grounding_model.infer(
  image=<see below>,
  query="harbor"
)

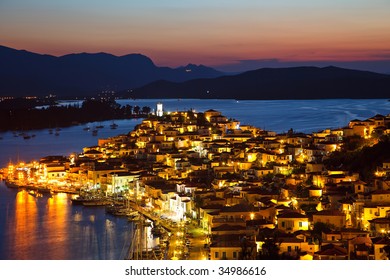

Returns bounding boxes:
[2,100,390,260]
[0,165,206,260]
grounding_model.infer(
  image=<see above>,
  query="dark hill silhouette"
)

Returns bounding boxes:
[131,66,390,99]
[0,45,223,97]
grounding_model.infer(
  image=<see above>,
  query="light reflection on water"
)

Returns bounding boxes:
[1,99,390,259]
[0,183,133,260]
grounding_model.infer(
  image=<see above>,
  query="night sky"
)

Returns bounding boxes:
[1,0,390,72]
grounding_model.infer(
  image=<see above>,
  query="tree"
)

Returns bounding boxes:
[133,105,140,115]
[124,104,133,116]
[384,244,390,260]
[196,112,208,126]
[141,106,151,115]
[257,229,281,260]
[312,222,332,244]
[295,185,309,198]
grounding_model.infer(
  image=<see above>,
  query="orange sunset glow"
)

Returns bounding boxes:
[1,0,390,72]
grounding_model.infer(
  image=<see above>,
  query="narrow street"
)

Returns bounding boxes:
[128,202,208,260]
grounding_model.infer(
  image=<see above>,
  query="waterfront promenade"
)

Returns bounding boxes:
[3,107,390,260]
[128,200,208,260]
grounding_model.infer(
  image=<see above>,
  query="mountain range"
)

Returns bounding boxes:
[0,45,223,97]
[1,45,390,99]
[132,66,390,100]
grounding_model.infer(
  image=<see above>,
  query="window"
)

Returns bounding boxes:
[233,252,237,259]
[281,222,285,228]
[288,246,292,252]
[295,246,299,252]
[215,252,219,259]
[222,252,227,259]
[299,222,303,227]
[380,248,384,253]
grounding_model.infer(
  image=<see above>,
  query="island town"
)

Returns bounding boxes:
[1,103,390,260]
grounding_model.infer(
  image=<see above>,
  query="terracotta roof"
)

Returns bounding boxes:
[212,224,246,231]
[350,236,373,246]
[313,210,345,217]
[275,205,290,210]
[220,204,254,212]
[211,234,256,248]
[371,190,390,195]
[315,244,348,256]
[369,217,390,224]
[277,211,307,219]
[246,219,273,227]
[374,238,390,245]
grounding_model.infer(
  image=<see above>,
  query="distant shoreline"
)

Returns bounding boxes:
[0,98,150,132]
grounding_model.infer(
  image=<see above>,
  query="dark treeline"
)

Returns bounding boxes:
[0,98,151,131]
[323,135,390,181]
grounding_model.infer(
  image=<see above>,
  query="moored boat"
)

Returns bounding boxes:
[4,180,21,188]
[82,199,111,206]
[71,194,110,206]
[110,122,118,129]
[127,213,140,222]
[28,189,43,198]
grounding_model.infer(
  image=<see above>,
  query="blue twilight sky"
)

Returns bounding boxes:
[1,0,390,72]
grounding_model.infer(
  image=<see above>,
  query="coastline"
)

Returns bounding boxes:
[1,101,390,260]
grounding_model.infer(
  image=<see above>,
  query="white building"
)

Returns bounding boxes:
[156,102,163,117]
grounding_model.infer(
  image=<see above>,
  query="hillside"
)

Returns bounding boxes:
[131,66,390,100]
[0,45,223,97]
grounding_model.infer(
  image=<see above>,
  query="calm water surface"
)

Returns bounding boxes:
[0,98,389,259]
[0,183,133,260]
[115,98,390,133]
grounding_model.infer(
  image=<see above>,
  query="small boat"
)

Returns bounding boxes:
[96,125,104,129]
[126,211,139,217]
[36,186,52,194]
[92,129,98,136]
[23,135,31,139]
[28,190,42,198]
[70,195,89,205]
[110,122,118,129]
[4,180,21,188]
[82,200,111,206]
[127,213,140,221]
[106,205,129,216]
[55,131,60,136]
